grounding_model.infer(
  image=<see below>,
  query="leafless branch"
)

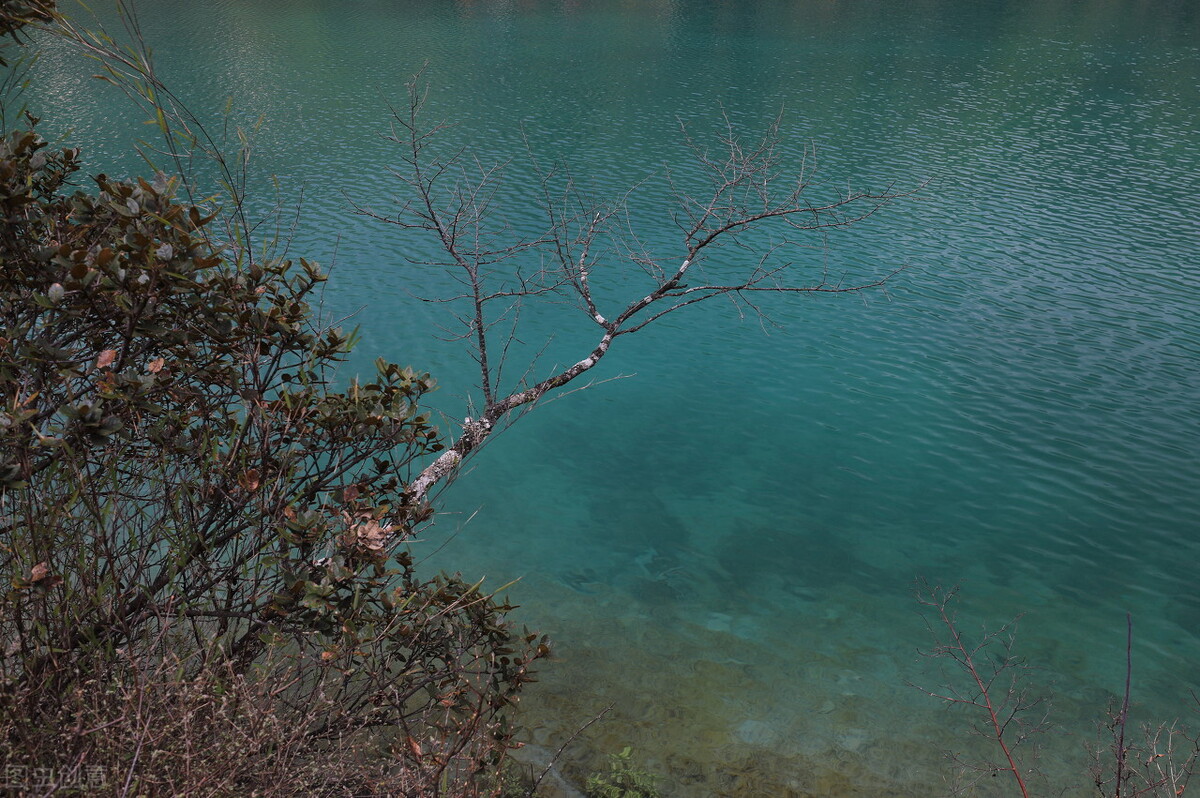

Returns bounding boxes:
[1092,615,1200,798]
[362,73,920,507]
[912,581,1048,798]
[529,704,614,797]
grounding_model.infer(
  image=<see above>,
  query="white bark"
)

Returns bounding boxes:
[408,416,492,502]
[408,333,614,504]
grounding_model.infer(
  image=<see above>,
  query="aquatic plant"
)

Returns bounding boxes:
[584,747,662,798]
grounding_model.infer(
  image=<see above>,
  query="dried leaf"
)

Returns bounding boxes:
[147,357,165,374]
[239,469,261,492]
[96,349,117,369]
[350,518,390,553]
[29,562,49,583]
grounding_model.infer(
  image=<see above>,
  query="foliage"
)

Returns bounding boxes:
[2,2,910,793]
[0,0,53,128]
[0,0,52,62]
[490,758,536,798]
[0,56,546,798]
[583,747,661,798]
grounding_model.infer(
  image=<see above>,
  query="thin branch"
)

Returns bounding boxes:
[913,581,1044,798]
[371,73,919,507]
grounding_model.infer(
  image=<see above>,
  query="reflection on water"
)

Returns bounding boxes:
[22,0,1200,793]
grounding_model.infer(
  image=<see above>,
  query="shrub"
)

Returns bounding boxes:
[0,116,547,795]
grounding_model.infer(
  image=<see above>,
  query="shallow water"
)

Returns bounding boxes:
[20,1,1200,794]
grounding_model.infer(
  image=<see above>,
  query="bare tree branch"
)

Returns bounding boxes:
[912,581,1049,798]
[358,73,921,508]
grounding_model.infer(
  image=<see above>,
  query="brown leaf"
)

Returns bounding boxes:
[147,357,165,374]
[406,736,423,758]
[349,519,390,554]
[29,562,49,583]
[239,469,261,492]
[96,349,117,369]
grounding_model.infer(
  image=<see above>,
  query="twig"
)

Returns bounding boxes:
[914,581,1044,798]
[1116,612,1133,798]
[529,704,614,797]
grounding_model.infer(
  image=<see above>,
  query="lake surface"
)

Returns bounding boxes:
[20,1,1200,794]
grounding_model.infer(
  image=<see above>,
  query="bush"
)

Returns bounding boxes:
[0,114,547,795]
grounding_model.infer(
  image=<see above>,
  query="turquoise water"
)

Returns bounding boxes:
[19,1,1200,794]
